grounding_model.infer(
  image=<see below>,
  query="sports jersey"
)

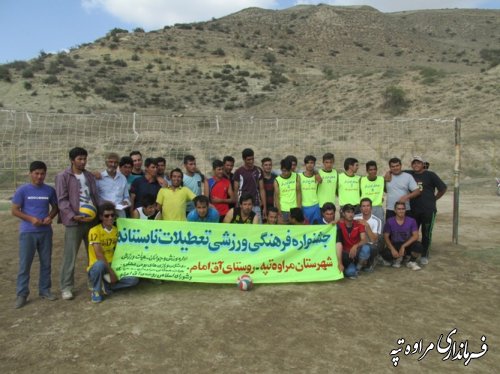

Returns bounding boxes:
[299,173,319,207]
[360,176,385,207]
[407,170,447,213]
[275,172,298,212]
[207,177,231,216]
[317,169,338,207]
[263,173,276,208]
[233,166,263,206]
[230,208,256,224]
[338,173,361,206]
[87,224,117,271]
[156,186,196,221]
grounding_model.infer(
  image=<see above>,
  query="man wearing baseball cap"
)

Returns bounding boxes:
[406,156,447,265]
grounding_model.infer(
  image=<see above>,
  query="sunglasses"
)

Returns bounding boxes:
[103,213,115,218]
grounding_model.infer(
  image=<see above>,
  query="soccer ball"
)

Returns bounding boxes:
[237,274,253,291]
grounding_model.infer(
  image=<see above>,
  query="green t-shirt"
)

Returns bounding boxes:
[338,173,360,206]
[299,173,319,207]
[360,176,384,207]
[276,172,298,212]
[317,169,338,207]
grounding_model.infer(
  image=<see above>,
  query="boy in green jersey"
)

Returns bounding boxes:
[317,152,338,208]
[274,158,301,224]
[299,155,322,224]
[360,160,385,224]
[338,157,361,213]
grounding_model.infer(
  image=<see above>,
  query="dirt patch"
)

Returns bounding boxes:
[0,190,499,373]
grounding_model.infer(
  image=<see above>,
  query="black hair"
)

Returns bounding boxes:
[343,157,358,171]
[194,195,210,206]
[242,148,254,159]
[389,157,401,166]
[144,157,158,168]
[280,158,292,171]
[183,155,195,164]
[141,194,157,207]
[119,156,133,167]
[239,193,254,205]
[212,159,224,169]
[366,160,377,170]
[304,155,317,164]
[29,160,47,172]
[69,147,87,160]
[321,202,336,214]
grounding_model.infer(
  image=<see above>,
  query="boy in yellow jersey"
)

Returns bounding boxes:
[299,155,322,224]
[317,152,338,208]
[274,158,301,224]
[338,157,361,212]
[360,161,385,224]
[87,202,138,303]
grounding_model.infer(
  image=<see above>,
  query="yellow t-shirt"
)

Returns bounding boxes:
[87,224,117,271]
[156,186,196,221]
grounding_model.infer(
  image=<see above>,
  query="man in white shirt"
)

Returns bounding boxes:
[354,197,382,272]
[96,153,130,218]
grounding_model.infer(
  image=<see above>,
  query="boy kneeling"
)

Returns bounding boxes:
[88,202,139,303]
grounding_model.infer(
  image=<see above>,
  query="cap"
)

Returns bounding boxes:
[411,156,424,163]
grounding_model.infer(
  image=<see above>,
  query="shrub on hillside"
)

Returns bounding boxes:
[479,49,500,68]
[382,86,410,115]
[0,66,12,82]
[212,48,226,56]
[43,75,59,85]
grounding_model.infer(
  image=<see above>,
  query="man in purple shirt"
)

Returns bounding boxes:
[381,201,423,271]
[12,161,59,309]
[55,147,99,300]
[233,148,267,223]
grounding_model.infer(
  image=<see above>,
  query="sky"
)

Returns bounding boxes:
[1,0,499,63]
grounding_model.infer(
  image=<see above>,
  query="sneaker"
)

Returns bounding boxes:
[61,290,74,300]
[347,274,358,280]
[91,291,103,303]
[420,257,429,265]
[392,258,402,268]
[40,292,58,301]
[15,295,27,309]
[406,261,422,271]
[363,264,375,273]
[377,255,392,267]
[356,262,364,272]
[101,281,113,296]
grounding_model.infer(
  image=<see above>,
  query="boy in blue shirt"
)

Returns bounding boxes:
[12,161,59,309]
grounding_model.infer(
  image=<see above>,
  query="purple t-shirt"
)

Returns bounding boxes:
[383,216,417,243]
[12,183,57,233]
[233,166,263,206]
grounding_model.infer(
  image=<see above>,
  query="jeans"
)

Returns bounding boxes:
[88,260,139,292]
[60,222,93,292]
[17,231,53,297]
[342,244,372,277]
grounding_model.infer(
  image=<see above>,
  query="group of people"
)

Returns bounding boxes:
[12,146,447,308]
